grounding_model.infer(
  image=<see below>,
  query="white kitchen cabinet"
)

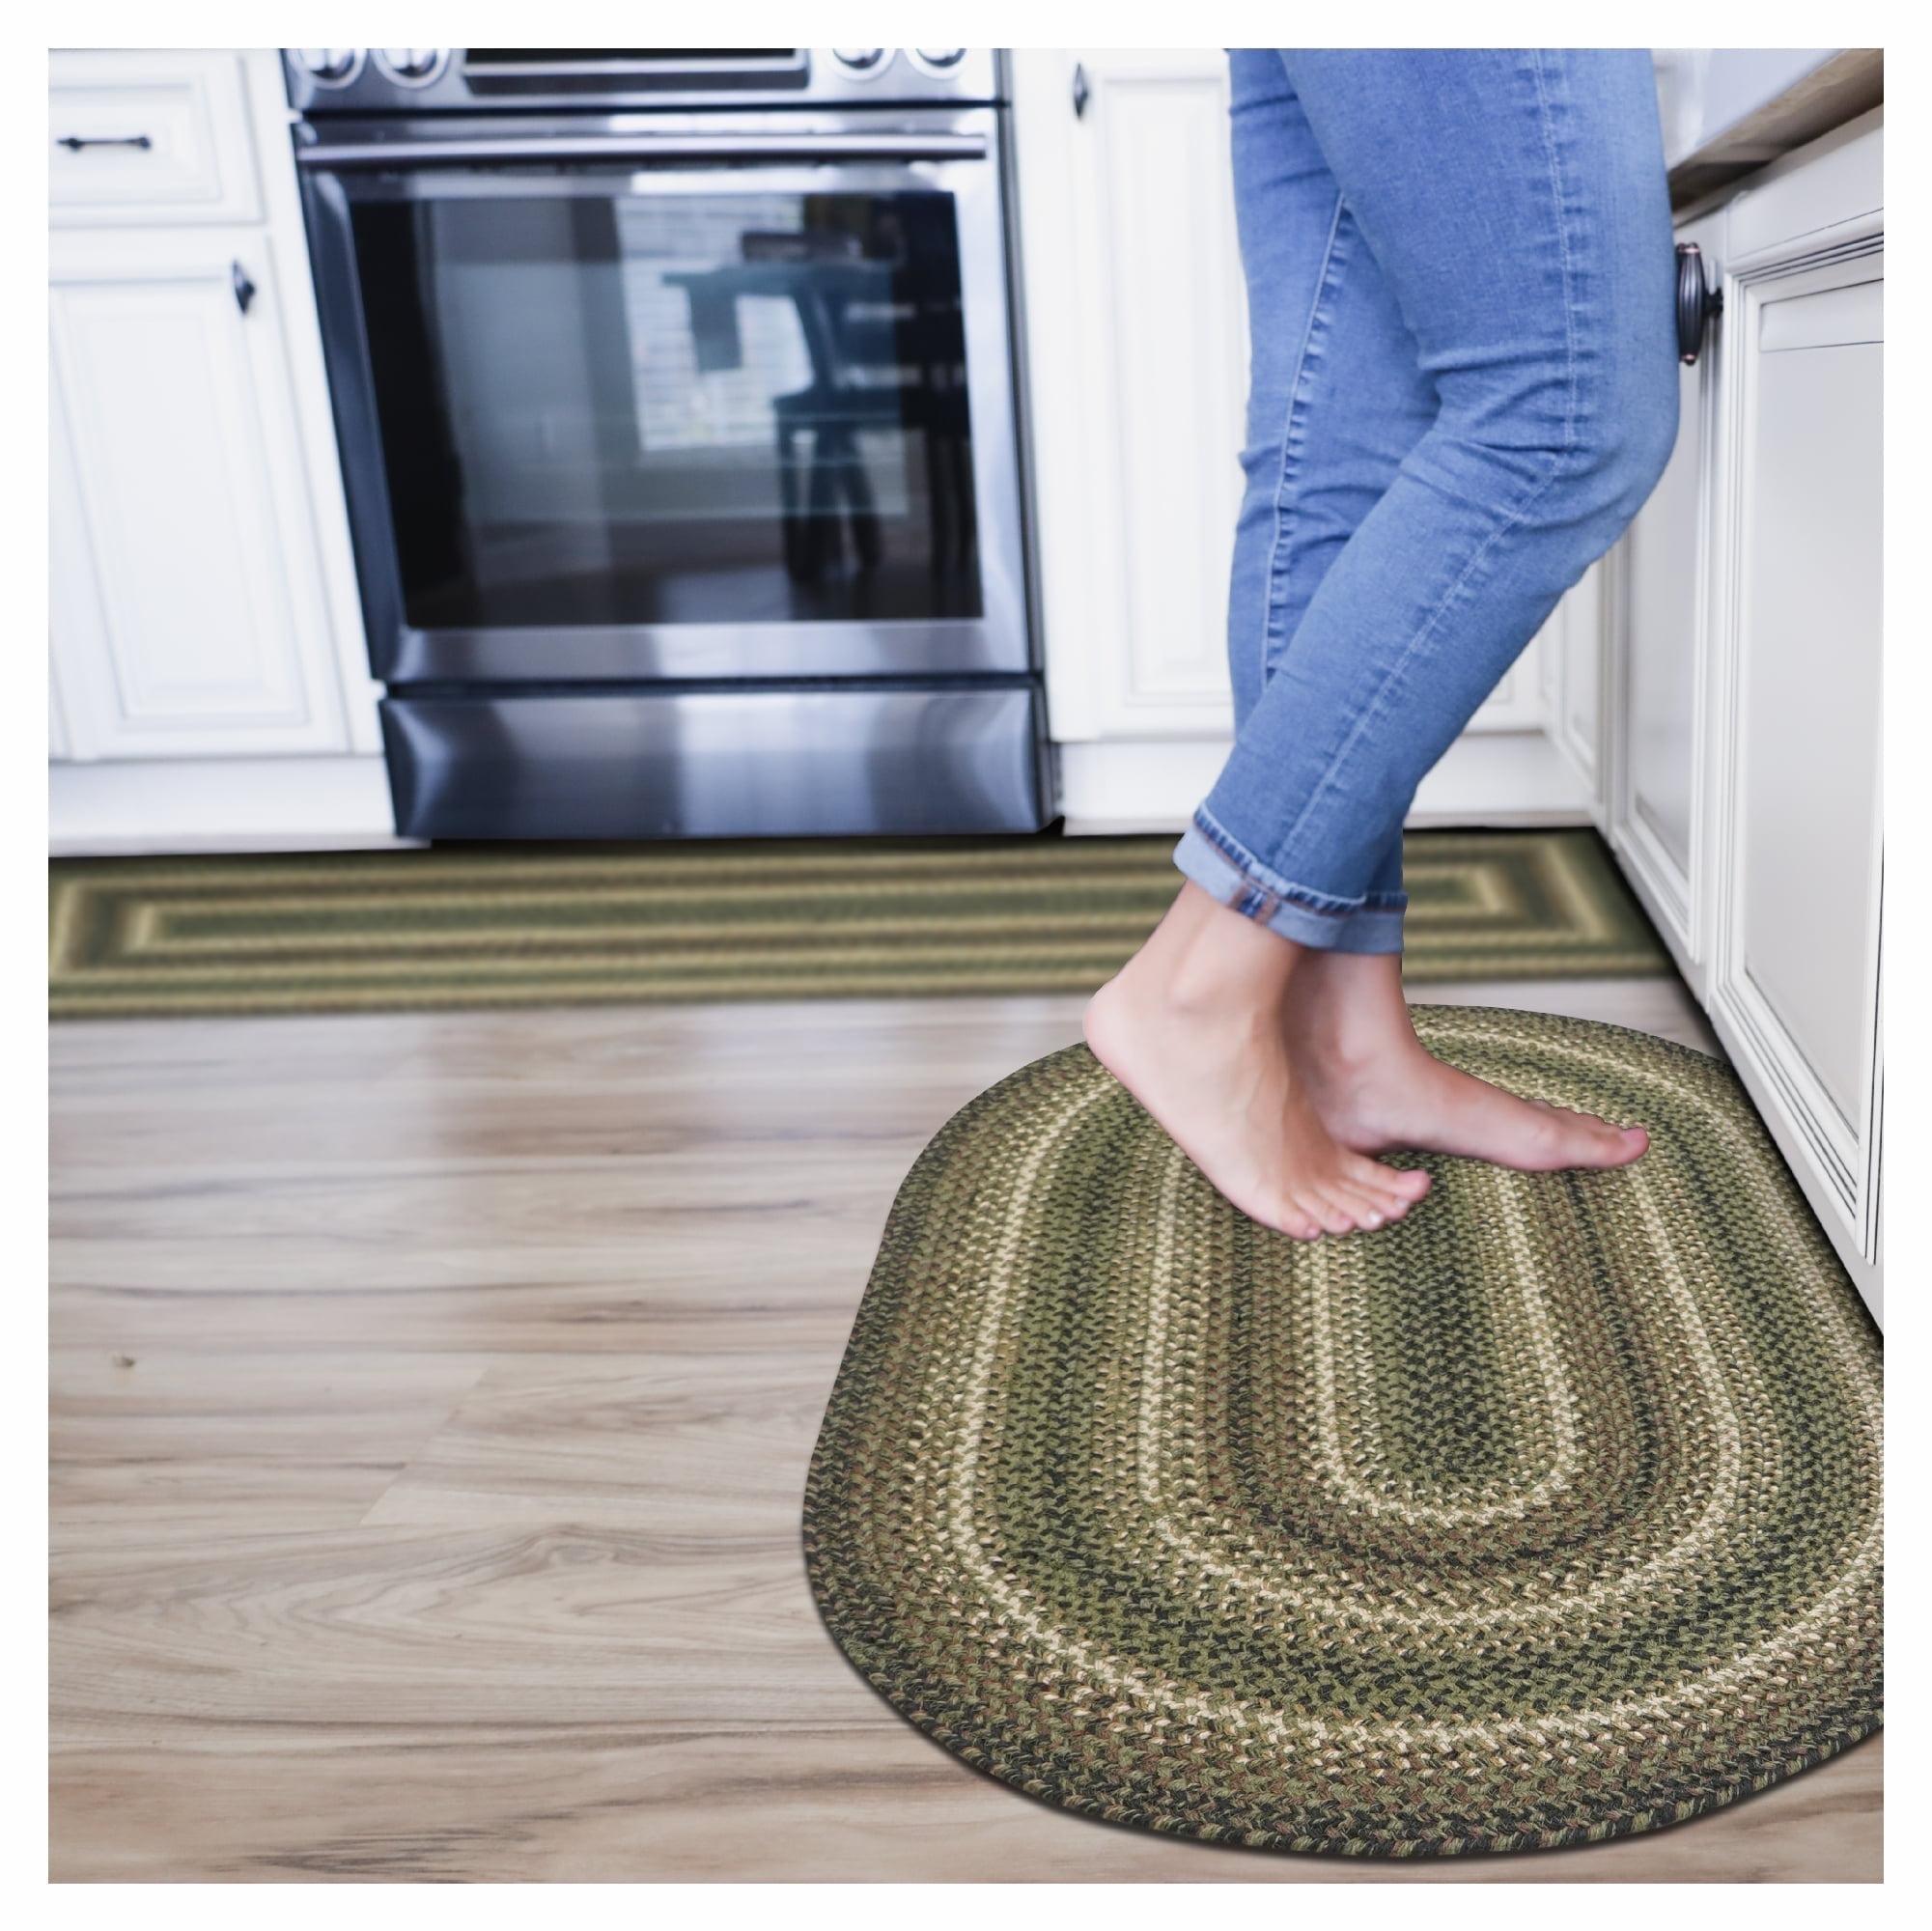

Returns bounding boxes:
[50,228,349,756]
[1014,49,1245,757]
[47,50,387,846]
[1545,558,1610,827]
[48,657,71,760]
[1607,205,1728,987]
[49,48,262,228]
[1606,109,1883,1317]
[1718,260,1881,1144]
[1012,49,1582,831]
[1707,154,1883,1314]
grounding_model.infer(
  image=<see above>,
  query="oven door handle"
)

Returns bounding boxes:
[297,129,990,168]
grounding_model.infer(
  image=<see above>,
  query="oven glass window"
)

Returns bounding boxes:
[350,188,981,632]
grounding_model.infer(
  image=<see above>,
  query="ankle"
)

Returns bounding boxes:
[1125,884,1302,1021]
[1289,955,1415,1062]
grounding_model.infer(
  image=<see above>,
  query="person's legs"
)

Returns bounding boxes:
[1258,49,1670,1170]
[1221,51,1439,733]
[1180,48,1677,934]
[1090,50,1673,1226]
[1083,54,1437,1242]
[1219,49,1426,943]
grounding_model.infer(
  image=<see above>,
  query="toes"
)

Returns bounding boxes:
[1357,1185,1415,1228]
[1259,1161,1439,1241]
[1320,1171,1424,1235]
[1329,1151,1437,1228]
[1340,1149,1431,1209]
[1385,1164,1433,1201]
[1333,1149,1388,1194]
[1358,1171,1418,1217]
[1330,1183,1389,1232]
[1266,1183,1360,1238]
[1305,1191,1358,1237]
[1258,1194,1323,1240]
[1555,1110,1650,1169]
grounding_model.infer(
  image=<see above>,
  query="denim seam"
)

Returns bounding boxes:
[1258,184,1348,692]
[1531,49,1582,467]
[1191,804,1375,920]
[1269,58,1584,862]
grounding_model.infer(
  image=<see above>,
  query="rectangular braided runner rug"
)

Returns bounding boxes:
[48,827,1665,1021]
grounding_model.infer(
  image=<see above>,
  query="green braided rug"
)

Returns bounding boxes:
[804,1008,1883,1858]
[48,828,1663,1020]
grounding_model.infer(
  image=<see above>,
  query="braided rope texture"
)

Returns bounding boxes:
[48,829,1662,1019]
[804,1008,1883,1858]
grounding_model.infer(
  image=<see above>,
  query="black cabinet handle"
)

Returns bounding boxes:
[232,262,257,316]
[1675,242,1723,366]
[56,133,153,152]
[1073,62,1090,119]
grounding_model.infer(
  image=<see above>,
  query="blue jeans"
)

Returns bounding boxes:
[1173,49,1678,952]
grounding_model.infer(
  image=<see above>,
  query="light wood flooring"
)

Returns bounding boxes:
[49,976,1881,1881]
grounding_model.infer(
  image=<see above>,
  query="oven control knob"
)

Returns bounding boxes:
[375,47,449,85]
[294,47,363,84]
[914,48,966,69]
[832,48,887,72]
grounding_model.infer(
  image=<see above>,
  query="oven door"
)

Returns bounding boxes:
[297,109,1028,684]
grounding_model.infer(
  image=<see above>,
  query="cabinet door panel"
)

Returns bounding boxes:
[1101,62,1247,715]
[1706,233,1884,1304]
[1605,206,1725,977]
[1559,562,1605,806]
[1731,267,1882,1130]
[1018,51,1245,742]
[48,660,70,762]
[49,232,348,757]
[1463,627,1548,733]
[1624,356,1704,879]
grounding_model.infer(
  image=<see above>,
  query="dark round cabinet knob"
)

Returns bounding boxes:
[1676,242,1723,366]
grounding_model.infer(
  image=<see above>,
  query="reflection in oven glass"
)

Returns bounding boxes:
[351,188,981,636]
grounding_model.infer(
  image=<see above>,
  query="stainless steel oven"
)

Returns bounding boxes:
[290,49,1047,838]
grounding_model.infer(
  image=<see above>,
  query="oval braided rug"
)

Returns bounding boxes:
[803,1008,1883,1858]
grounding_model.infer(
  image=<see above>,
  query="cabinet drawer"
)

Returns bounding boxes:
[49,51,260,226]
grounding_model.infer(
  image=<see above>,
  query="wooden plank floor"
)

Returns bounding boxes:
[49,977,1881,1882]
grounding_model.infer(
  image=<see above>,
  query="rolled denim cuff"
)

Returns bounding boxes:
[1172,817,1407,956]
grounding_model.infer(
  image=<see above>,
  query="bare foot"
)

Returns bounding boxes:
[1083,884,1432,1240]
[1286,951,1649,1171]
